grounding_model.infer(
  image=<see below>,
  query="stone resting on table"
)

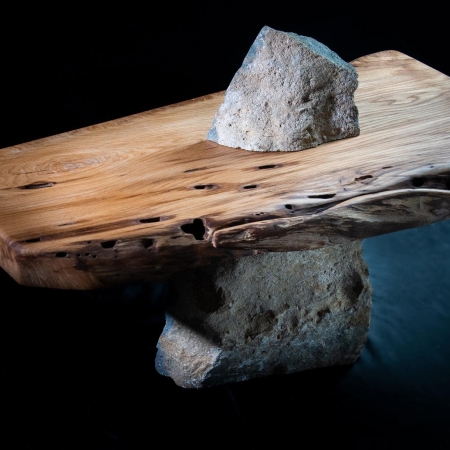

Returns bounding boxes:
[207,26,360,152]
[0,26,449,387]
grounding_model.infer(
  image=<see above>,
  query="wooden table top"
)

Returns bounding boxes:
[1,50,449,289]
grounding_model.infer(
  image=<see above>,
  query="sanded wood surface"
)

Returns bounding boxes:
[1,50,449,289]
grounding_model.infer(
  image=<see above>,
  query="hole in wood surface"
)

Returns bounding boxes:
[142,238,154,249]
[285,204,293,210]
[192,184,218,190]
[184,167,206,173]
[101,240,117,249]
[92,254,97,258]
[56,252,68,258]
[355,175,373,181]
[254,212,266,216]
[243,184,258,189]
[25,237,41,243]
[307,194,336,199]
[258,164,279,170]
[411,178,425,187]
[181,219,206,240]
[382,166,393,169]
[20,181,55,189]
[58,222,78,227]
[139,217,161,224]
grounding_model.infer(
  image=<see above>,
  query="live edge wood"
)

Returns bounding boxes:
[1,50,450,289]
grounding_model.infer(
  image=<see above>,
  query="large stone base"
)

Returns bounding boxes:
[155,241,372,388]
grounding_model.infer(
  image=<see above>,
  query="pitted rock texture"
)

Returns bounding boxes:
[155,241,372,388]
[207,25,359,152]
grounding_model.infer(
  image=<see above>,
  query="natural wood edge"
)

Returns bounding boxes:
[212,188,450,250]
[350,49,407,64]
[5,188,449,290]
[4,91,226,151]
[350,49,450,79]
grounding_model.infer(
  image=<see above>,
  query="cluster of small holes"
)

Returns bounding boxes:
[60,239,121,259]
[53,236,160,261]
[54,252,98,259]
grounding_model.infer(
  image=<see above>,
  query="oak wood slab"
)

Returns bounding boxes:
[1,50,449,289]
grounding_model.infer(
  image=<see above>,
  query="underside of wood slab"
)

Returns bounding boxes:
[1,50,449,289]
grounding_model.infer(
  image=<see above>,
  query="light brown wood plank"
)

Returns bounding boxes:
[1,50,449,289]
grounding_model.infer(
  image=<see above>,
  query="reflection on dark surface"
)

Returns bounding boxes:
[354,220,450,424]
[2,220,450,448]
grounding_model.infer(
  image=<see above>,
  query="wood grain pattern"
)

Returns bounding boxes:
[1,50,449,289]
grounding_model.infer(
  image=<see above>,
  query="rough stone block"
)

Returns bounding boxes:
[155,241,372,388]
[207,25,359,152]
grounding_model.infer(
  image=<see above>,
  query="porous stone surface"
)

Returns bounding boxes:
[155,241,372,388]
[207,25,359,152]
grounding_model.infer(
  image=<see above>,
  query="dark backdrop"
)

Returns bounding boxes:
[1,9,450,449]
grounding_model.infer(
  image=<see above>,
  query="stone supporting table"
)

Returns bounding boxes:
[1,51,449,387]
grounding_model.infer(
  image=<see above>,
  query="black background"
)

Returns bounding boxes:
[1,8,450,449]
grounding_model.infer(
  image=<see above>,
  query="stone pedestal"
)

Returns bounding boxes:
[155,241,372,388]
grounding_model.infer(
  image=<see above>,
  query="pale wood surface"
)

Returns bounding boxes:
[1,50,449,289]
